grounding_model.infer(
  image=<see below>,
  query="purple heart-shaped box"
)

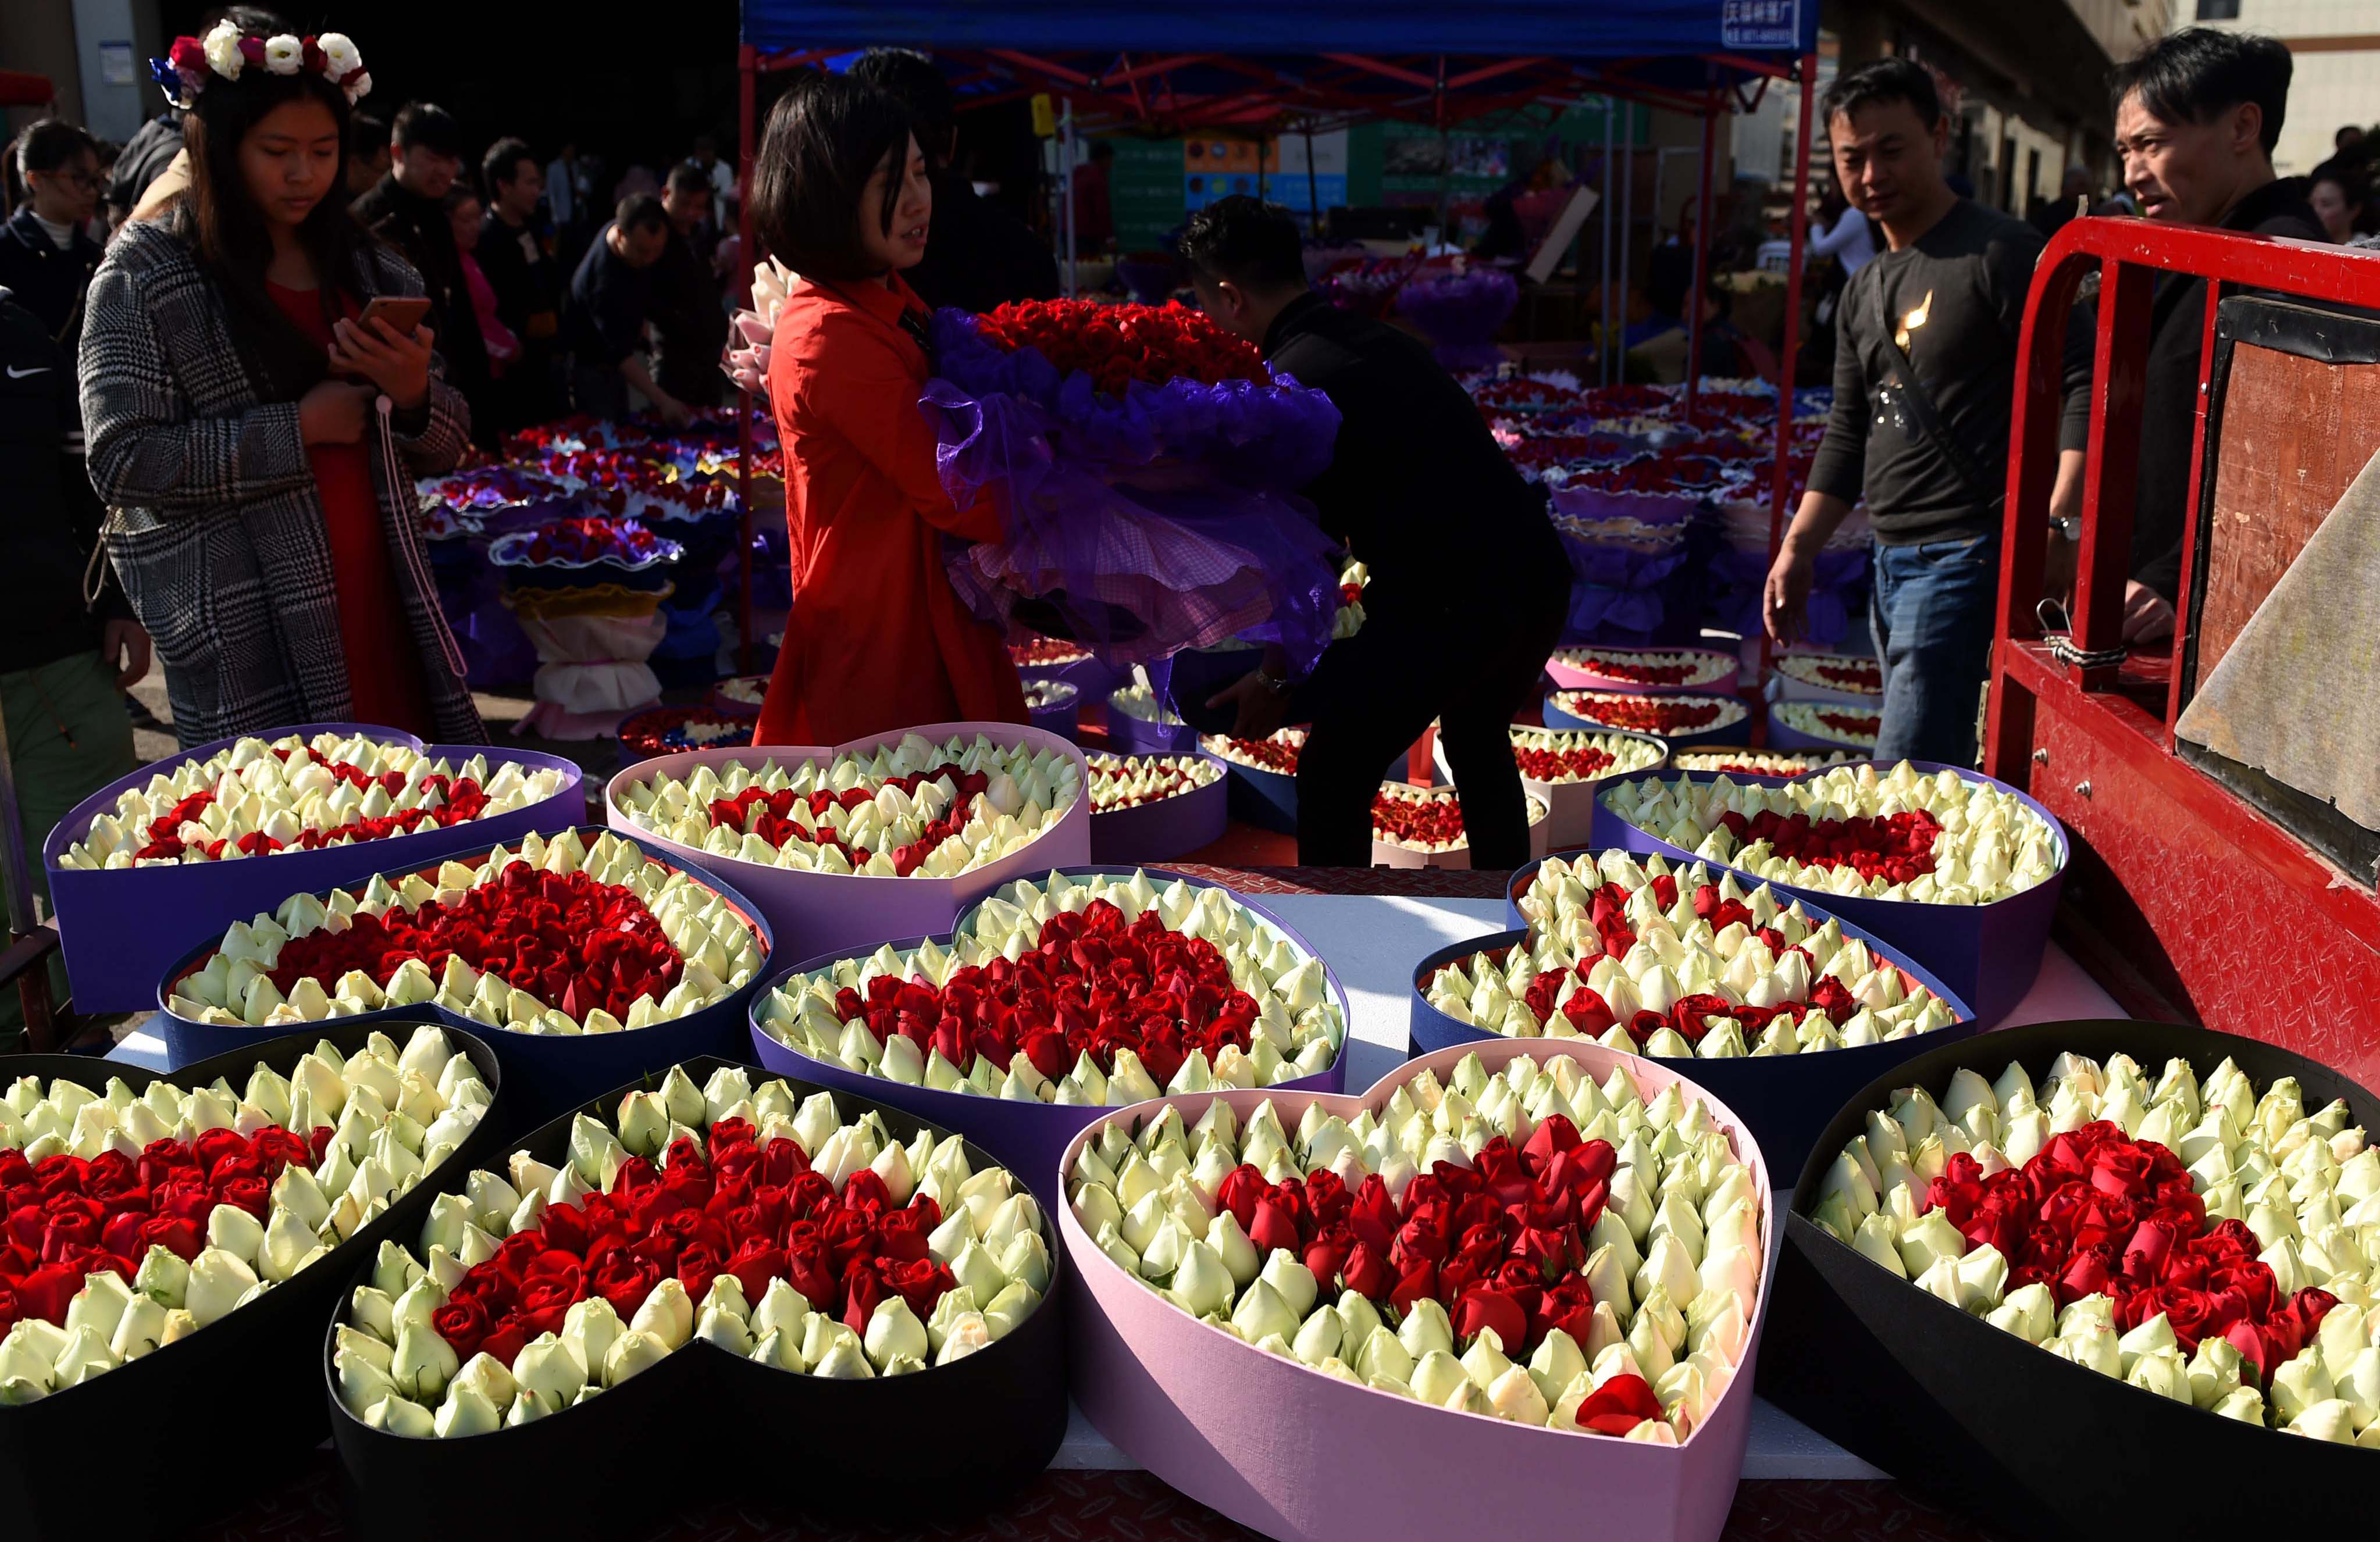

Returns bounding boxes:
[747,865,1351,1198]
[46,723,585,1013]
[1583,763,2068,1029]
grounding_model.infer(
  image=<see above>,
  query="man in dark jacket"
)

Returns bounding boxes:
[650,162,726,409]
[2052,29,2323,646]
[1763,59,2045,766]
[352,103,489,433]
[476,137,562,432]
[105,110,181,226]
[0,290,142,1040]
[850,48,1059,314]
[1181,196,1569,868]
[0,123,104,370]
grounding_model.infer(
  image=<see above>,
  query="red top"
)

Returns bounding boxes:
[754,273,1024,746]
[267,282,432,737]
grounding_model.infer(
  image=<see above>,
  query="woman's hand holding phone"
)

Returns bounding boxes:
[329,312,434,412]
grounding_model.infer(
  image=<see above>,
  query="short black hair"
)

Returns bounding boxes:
[348,112,387,160]
[2111,28,2292,156]
[482,136,536,191]
[616,193,668,234]
[1178,195,1306,292]
[441,183,479,215]
[1822,57,1943,132]
[13,120,97,179]
[391,102,464,158]
[665,160,712,198]
[749,74,917,281]
[848,49,953,140]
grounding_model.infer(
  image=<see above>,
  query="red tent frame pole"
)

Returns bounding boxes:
[1684,83,1718,426]
[736,42,758,676]
[1759,51,1817,694]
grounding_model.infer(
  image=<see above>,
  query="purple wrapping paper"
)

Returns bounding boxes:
[1089,762,1229,865]
[745,865,1352,1195]
[1587,763,2068,1028]
[605,722,1092,966]
[1406,915,1975,1184]
[1060,1039,1770,1542]
[147,827,772,1128]
[1395,269,1519,372]
[924,309,1346,670]
[47,725,585,1013]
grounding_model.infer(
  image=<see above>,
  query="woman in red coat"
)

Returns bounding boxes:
[746,76,1025,745]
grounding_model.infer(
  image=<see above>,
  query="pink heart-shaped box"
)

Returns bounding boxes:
[1060,1038,1773,1542]
[607,720,1092,964]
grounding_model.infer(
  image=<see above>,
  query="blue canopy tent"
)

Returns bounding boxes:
[729,1,1822,674]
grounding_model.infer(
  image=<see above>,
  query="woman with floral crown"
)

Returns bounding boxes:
[80,20,481,745]
[744,72,1025,745]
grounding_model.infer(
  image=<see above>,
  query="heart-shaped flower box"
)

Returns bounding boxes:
[45,723,585,1013]
[750,866,1352,1194]
[1767,1019,2380,1542]
[1061,1038,1772,1542]
[1415,851,1976,1183]
[1086,752,1229,866]
[1670,746,1864,777]
[607,722,1092,966]
[1765,701,1880,755]
[1545,690,1750,749]
[1370,783,1552,870]
[1545,646,1741,698]
[322,1056,1066,1542]
[1200,731,1415,837]
[1024,676,1083,740]
[1103,686,1201,755]
[1434,726,1668,849]
[151,827,772,1129]
[1587,763,2067,1028]
[1770,650,1883,706]
[0,1022,504,1542]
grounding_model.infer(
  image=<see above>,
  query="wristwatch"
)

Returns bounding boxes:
[2048,515,2083,543]
[1255,670,1293,695]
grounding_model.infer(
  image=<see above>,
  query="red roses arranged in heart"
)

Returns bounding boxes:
[828,899,1259,1090]
[431,1120,955,1369]
[0,1129,325,1332]
[1566,653,1706,687]
[1217,1116,1620,1363]
[1211,733,1302,773]
[259,864,685,1023]
[972,298,1269,397]
[1558,693,1730,735]
[1925,1123,2335,1380]
[1801,659,1880,691]
[706,763,993,877]
[1512,741,1619,783]
[1460,877,1864,1049]
[1811,709,1882,738]
[132,747,493,862]
[1371,790,1467,848]
[1713,807,1942,887]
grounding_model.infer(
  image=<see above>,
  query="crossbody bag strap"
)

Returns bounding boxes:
[1867,269,2003,512]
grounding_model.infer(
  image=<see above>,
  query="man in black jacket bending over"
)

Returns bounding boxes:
[1182,197,1569,868]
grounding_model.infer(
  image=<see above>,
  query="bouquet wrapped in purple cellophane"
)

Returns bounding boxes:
[922,303,1349,671]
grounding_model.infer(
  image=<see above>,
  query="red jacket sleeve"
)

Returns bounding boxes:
[785,312,1004,544]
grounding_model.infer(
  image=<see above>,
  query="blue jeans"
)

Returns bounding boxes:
[1870,532,2000,766]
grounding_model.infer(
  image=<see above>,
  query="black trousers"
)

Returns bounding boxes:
[1294,580,1568,868]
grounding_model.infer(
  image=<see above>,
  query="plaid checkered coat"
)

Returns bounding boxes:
[80,220,484,748]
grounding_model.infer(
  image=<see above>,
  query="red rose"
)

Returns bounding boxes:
[432,1298,490,1358]
[1451,1286,1527,1352]
[1573,1373,1663,1436]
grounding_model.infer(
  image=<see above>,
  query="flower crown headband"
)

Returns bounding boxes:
[149,22,369,112]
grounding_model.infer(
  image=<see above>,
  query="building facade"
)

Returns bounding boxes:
[2192,0,2380,174]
